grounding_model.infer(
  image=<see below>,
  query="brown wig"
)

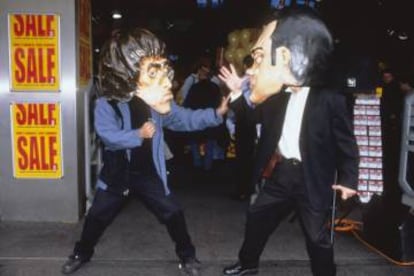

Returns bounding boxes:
[98,28,167,99]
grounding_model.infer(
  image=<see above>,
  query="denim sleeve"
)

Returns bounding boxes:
[162,101,223,131]
[94,98,143,150]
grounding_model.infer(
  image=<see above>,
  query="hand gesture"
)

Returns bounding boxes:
[332,184,358,200]
[218,64,244,95]
[139,121,156,139]
[216,96,231,116]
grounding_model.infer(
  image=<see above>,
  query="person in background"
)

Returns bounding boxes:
[176,58,221,105]
[61,28,229,276]
[183,66,227,172]
[219,8,359,276]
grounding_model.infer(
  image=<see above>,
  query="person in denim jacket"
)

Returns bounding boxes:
[62,28,228,276]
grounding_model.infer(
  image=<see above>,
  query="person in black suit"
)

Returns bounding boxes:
[219,8,359,276]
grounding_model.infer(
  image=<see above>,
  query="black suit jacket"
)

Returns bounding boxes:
[231,88,359,210]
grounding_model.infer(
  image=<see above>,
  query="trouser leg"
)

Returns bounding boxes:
[238,188,293,268]
[298,205,336,276]
[204,139,215,171]
[74,189,125,260]
[190,141,202,168]
[133,174,195,261]
[165,211,196,260]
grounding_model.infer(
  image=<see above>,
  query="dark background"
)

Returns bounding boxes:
[91,0,414,87]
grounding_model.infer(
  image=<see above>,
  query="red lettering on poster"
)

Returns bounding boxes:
[17,136,28,169]
[17,135,58,170]
[14,47,56,84]
[14,48,25,83]
[13,14,55,37]
[15,104,56,126]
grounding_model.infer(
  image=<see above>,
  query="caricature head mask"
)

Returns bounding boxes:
[270,8,333,86]
[249,8,333,103]
[98,28,173,104]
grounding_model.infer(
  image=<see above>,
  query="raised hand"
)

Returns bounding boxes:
[218,64,244,96]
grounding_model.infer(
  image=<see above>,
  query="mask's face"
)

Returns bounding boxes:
[249,21,286,104]
[135,56,174,114]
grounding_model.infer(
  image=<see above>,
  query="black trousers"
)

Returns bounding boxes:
[238,159,336,276]
[73,173,195,262]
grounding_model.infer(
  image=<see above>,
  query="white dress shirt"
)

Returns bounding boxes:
[278,87,310,161]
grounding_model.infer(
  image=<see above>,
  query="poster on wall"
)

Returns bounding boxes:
[79,0,92,86]
[9,13,60,91]
[11,102,63,179]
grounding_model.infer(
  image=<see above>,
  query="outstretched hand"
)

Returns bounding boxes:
[332,184,357,200]
[218,64,244,96]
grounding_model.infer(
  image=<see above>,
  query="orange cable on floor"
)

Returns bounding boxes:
[333,218,414,266]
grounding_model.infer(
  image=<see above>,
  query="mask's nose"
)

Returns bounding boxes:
[159,73,172,90]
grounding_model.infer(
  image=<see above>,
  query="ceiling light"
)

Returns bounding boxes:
[112,10,122,20]
[386,29,395,36]
[398,32,408,41]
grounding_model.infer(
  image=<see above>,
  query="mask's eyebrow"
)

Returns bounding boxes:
[250,47,263,55]
[148,61,170,70]
[147,63,162,70]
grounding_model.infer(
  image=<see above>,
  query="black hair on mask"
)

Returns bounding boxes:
[270,8,333,86]
[98,28,167,99]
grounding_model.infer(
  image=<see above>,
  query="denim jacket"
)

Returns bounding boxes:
[94,97,223,195]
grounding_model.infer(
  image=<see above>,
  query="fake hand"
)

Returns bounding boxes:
[218,64,244,97]
[139,121,156,139]
[332,184,357,200]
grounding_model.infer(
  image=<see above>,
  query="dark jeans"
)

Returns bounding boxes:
[73,173,195,262]
[238,159,336,276]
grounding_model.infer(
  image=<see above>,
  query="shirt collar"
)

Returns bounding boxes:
[284,86,310,94]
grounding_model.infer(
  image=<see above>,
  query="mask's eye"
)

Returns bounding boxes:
[252,50,264,66]
[147,67,158,79]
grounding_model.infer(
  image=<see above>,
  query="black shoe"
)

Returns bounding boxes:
[223,262,258,276]
[61,254,88,274]
[179,257,201,276]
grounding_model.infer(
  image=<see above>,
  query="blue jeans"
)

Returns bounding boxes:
[190,139,223,170]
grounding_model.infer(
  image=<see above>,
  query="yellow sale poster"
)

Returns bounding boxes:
[9,13,60,91]
[11,103,63,179]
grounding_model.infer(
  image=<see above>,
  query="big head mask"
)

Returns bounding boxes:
[249,8,333,104]
[98,28,174,114]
